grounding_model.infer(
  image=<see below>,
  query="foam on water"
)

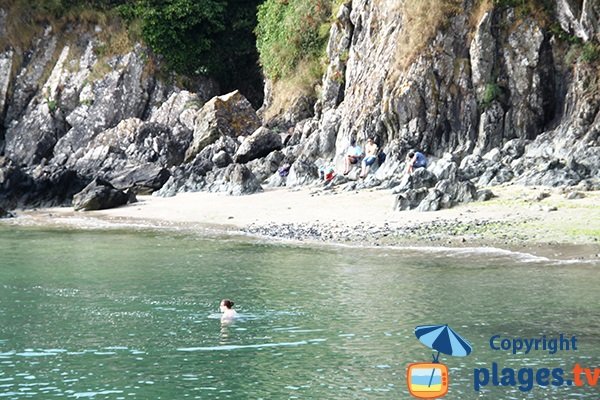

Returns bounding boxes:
[365,244,600,266]
[73,390,124,398]
[177,340,311,352]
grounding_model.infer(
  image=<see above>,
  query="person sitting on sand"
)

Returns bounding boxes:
[220,299,238,322]
[360,137,379,178]
[406,150,427,174]
[343,138,363,175]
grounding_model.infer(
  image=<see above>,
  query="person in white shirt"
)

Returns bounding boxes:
[343,138,363,175]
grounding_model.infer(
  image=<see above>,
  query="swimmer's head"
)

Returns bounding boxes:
[220,299,234,311]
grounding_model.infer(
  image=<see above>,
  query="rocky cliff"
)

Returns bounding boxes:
[311,0,599,190]
[0,0,599,212]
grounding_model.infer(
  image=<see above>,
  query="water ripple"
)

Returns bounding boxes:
[177,340,311,352]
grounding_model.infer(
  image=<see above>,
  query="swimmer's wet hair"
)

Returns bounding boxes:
[221,299,234,309]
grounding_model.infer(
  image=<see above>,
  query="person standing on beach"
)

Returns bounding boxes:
[220,299,238,322]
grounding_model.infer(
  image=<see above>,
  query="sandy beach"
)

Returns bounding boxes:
[7,183,600,262]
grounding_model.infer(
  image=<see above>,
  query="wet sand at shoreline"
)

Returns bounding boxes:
[6,185,600,262]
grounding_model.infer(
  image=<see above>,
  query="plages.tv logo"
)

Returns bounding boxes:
[407,324,473,399]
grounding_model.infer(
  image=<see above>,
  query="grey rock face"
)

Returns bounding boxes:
[393,167,439,211]
[4,41,75,165]
[474,102,504,155]
[68,118,189,192]
[477,166,514,187]
[0,156,87,209]
[72,178,130,211]
[110,165,170,195]
[246,150,284,182]
[155,166,208,197]
[435,179,477,205]
[149,90,204,132]
[0,9,6,36]
[416,190,448,212]
[54,45,152,163]
[502,16,554,141]
[211,163,263,196]
[321,2,353,110]
[212,150,233,169]
[200,135,240,164]
[555,0,599,42]
[264,171,287,188]
[299,110,339,160]
[286,155,319,187]
[0,157,33,209]
[394,188,429,211]
[401,168,438,191]
[4,37,157,169]
[428,154,459,181]
[185,90,260,162]
[502,139,529,160]
[0,50,12,127]
[470,11,496,103]
[154,134,242,197]
[5,31,58,126]
[565,191,585,199]
[477,189,495,201]
[392,155,480,211]
[4,104,63,165]
[234,127,282,164]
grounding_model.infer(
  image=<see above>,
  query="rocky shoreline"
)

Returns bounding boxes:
[243,218,528,246]
[4,185,598,263]
[242,219,600,262]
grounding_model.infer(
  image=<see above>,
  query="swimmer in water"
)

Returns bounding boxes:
[220,299,238,322]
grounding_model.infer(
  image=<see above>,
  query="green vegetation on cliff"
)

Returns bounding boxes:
[255,0,340,117]
[120,0,263,105]
[255,0,332,81]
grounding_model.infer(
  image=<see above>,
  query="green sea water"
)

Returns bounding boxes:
[0,224,599,399]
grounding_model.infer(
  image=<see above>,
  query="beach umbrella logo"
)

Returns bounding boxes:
[407,324,472,399]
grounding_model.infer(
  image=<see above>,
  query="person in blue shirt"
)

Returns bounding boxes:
[406,150,427,174]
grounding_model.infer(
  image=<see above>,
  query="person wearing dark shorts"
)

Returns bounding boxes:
[343,138,363,175]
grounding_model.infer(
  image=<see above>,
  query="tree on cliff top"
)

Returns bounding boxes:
[122,0,263,106]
